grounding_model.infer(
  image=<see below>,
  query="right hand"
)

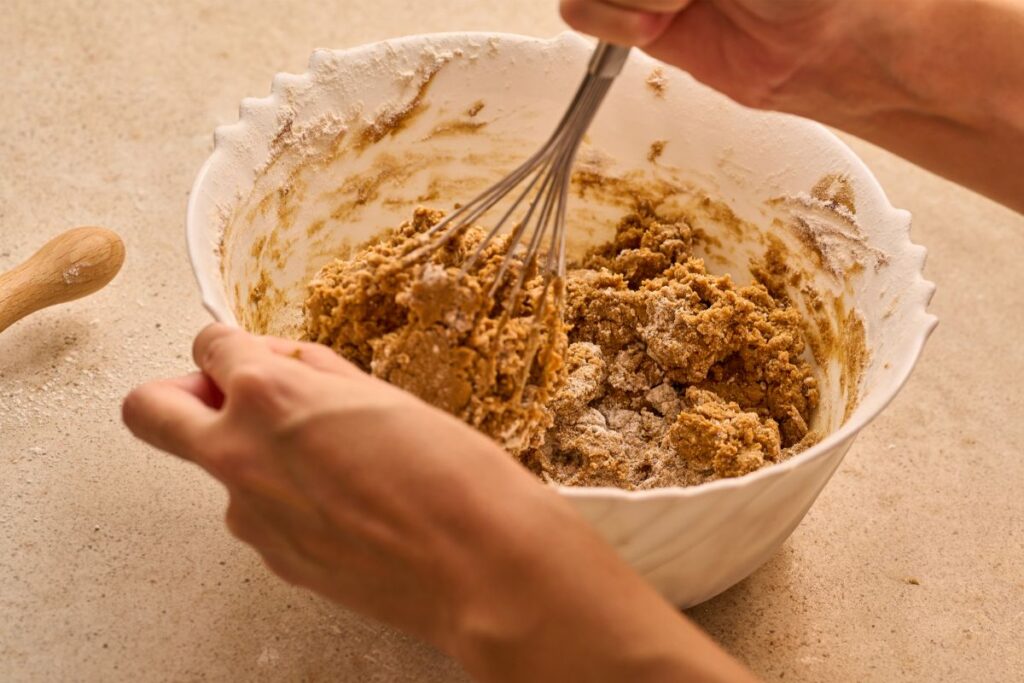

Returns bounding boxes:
[562,1,1024,214]
[560,0,848,110]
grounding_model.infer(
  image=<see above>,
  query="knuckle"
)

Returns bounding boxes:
[228,364,298,416]
[201,334,232,371]
[228,363,272,395]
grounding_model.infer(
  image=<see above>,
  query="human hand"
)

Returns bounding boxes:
[123,324,756,681]
[122,323,567,647]
[560,0,849,109]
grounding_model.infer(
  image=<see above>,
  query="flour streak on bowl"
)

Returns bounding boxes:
[186,32,936,606]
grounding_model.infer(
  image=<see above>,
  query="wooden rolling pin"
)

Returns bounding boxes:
[0,227,125,334]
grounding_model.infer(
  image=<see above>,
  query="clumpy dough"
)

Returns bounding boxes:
[304,208,565,454]
[305,205,820,489]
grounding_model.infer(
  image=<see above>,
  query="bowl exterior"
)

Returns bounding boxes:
[567,436,852,606]
[186,32,935,606]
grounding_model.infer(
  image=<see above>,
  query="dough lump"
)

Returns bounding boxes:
[305,204,820,489]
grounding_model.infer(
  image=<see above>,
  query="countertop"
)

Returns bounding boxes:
[2,1,1022,680]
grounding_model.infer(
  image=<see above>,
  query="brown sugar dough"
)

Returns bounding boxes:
[526,205,819,488]
[304,208,566,454]
[304,204,820,489]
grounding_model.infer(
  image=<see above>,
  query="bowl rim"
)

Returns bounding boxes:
[185,30,939,502]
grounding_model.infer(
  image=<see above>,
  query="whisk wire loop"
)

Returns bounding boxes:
[397,42,630,404]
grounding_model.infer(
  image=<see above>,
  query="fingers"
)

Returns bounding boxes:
[165,372,225,409]
[561,0,691,46]
[123,378,217,460]
[195,322,360,383]
[259,336,361,376]
[193,323,275,389]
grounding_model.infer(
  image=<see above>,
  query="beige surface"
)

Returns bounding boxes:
[1,1,1022,680]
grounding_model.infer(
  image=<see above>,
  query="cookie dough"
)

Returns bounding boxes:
[304,208,566,454]
[304,204,819,489]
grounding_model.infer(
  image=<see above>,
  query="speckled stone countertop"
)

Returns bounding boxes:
[2,1,1022,681]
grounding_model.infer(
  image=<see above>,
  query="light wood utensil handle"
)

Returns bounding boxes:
[0,227,125,334]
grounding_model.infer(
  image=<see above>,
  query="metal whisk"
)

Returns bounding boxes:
[402,42,631,403]
[406,43,629,286]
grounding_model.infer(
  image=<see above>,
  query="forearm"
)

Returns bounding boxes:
[776,0,1024,211]
[441,483,758,682]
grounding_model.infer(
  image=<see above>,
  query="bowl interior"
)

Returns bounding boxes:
[187,32,936,486]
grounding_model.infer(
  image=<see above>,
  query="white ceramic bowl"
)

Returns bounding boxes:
[186,32,936,607]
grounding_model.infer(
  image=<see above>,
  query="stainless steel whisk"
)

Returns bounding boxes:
[406,43,629,287]
[403,42,631,401]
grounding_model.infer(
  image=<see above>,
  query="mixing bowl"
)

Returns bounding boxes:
[186,32,936,607]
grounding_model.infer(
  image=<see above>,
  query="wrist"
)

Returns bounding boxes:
[773,0,1024,132]
[440,487,588,676]
[438,484,757,682]
[765,0,925,124]
[439,487,648,680]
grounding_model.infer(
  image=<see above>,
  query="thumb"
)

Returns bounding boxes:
[560,0,692,47]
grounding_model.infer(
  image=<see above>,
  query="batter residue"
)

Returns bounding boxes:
[304,205,820,489]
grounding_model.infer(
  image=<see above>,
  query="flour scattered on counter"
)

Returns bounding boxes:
[0,323,195,431]
[257,646,281,666]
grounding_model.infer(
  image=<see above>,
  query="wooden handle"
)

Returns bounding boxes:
[0,227,125,334]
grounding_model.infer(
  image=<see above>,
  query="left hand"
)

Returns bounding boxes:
[122,323,758,683]
[121,323,573,650]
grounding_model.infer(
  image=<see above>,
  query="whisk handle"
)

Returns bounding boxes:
[587,42,631,78]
